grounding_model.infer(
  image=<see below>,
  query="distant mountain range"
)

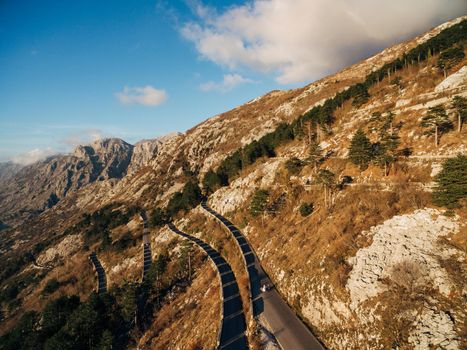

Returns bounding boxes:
[0,135,181,223]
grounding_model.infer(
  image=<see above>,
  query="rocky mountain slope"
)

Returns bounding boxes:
[0,135,183,225]
[0,16,466,350]
[0,162,22,182]
[2,18,465,225]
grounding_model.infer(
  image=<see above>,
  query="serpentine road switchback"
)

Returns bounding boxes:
[201,202,325,350]
[140,211,152,281]
[89,252,107,294]
[168,223,248,350]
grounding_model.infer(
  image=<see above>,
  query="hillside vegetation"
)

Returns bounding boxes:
[0,16,466,350]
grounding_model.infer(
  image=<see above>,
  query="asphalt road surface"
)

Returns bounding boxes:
[201,202,325,350]
[140,211,152,281]
[201,203,261,316]
[168,223,249,350]
[89,251,107,294]
[143,242,151,279]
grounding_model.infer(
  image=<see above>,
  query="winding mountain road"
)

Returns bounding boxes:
[89,251,107,294]
[168,223,249,350]
[201,202,325,350]
[140,211,152,281]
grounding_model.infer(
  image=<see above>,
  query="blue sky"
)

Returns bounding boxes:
[0,0,465,164]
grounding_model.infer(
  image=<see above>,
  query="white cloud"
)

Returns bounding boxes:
[11,148,56,165]
[116,85,167,106]
[200,73,255,92]
[60,128,104,148]
[182,0,466,84]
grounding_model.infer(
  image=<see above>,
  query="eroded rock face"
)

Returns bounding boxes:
[346,209,459,309]
[74,138,134,180]
[435,65,467,92]
[129,133,184,174]
[129,140,159,173]
[209,159,283,213]
[408,308,460,350]
[36,234,83,267]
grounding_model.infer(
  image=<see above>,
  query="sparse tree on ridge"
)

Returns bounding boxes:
[374,132,400,176]
[421,105,453,147]
[315,169,336,209]
[451,96,466,133]
[307,142,323,172]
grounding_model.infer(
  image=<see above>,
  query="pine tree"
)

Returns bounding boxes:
[120,282,137,323]
[433,154,467,208]
[379,111,395,137]
[63,294,104,349]
[451,96,466,133]
[307,142,322,172]
[149,207,167,227]
[285,157,304,175]
[181,181,203,208]
[96,330,113,350]
[145,253,168,294]
[202,170,221,194]
[374,132,400,176]
[351,85,370,107]
[166,181,203,217]
[250,189,269,217]
[100,230,112,251]
[348,129,373,170]
[154,253,168,278]
[316,105,334,133]
[2,311,40,350]
[299,203,313,217]
[421,105,453,147]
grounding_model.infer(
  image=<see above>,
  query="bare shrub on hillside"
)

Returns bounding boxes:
[380,260,434,348]
[325,237,354,289]
[393,183,430,210]
[438,256,465,296]
[385,191,400,210]
[390,260,428,296]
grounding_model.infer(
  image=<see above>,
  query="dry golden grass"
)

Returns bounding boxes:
[140,261,219,350]
[228,155,442,302]
[0,250,97,335]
